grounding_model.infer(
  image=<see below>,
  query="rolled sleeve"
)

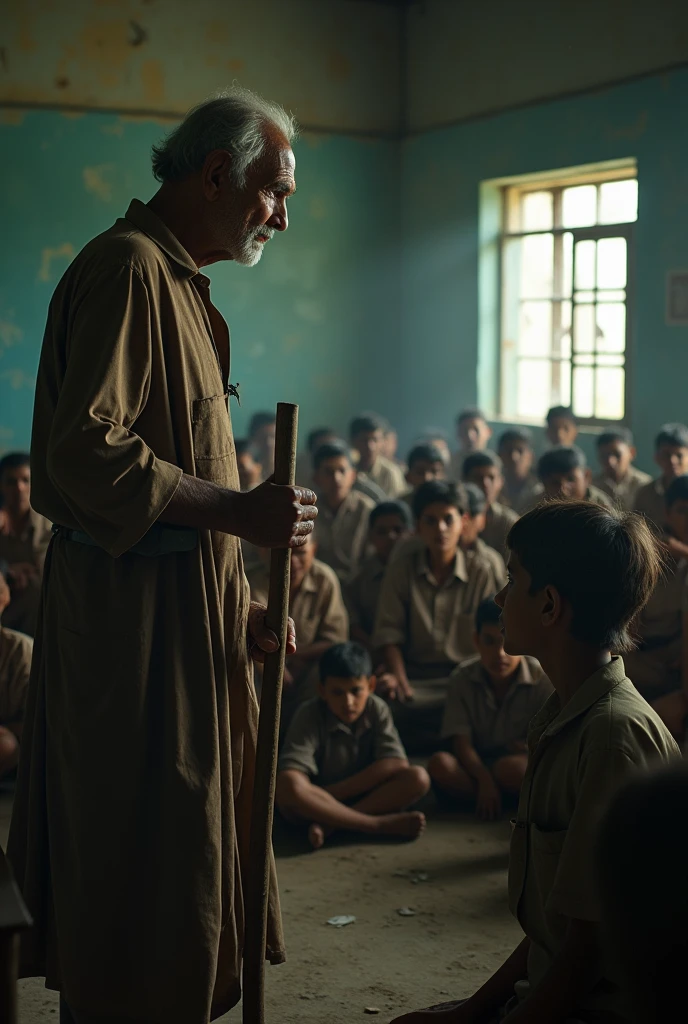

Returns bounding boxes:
[441,675,473,739]
[371,557,409,649]
[371,697,408,761]
[277,702,322,779]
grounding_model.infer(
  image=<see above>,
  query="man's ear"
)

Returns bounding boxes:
[368,674,377,692]
[541,584,563,628]
[202,149,233,200]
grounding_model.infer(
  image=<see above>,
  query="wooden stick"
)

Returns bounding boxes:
[243,402,298,1024]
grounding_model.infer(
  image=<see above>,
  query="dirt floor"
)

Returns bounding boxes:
[1,791,522,1024]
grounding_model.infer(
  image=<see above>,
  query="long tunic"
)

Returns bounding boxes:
[7,199,284,1023]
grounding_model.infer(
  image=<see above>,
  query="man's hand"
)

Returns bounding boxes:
[476,776,501,821]
[234,481,317,548]
[247,602,296,663]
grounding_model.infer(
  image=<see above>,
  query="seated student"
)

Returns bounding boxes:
[634,422,688,528]
[428,598,551,819]
[350,413,407,499]
[450,407,492,480]
[536,445,614,509]
[0,452,52,637]
[235,438,263,491]
[545,404,578,447]
[460,484,507,593]
[296,426,339,487]
[391,500,679,1024]
[372,480,494,752]
[497,428,543,514]
[462,451,518,559]
[312,442,376,582]
[276,642,430,849]
[346,501,413,649]
[415,428,452,468]
[246,531,349,715]
[401,443,447,509]
[381,423,404,469]
[248,410,277,478]
[593,427,652,511]
[0,568,32,778]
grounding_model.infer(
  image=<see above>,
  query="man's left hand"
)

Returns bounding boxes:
[248,601,296,663]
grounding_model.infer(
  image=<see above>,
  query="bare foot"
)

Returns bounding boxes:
[376,811,426,839]
[308,823,333,849]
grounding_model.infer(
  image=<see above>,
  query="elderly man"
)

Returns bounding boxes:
[8,88,316,1024]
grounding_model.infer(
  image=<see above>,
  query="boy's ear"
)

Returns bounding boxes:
[368,674,377,692]
[541,584,563,628]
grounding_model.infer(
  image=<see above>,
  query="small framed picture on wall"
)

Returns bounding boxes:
[666,270,688,325]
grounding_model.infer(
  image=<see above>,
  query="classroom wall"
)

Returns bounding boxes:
[398,67,688,472]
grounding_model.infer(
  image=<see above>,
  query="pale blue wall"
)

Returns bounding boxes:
[399,68,688,473]
[0,110,400,452]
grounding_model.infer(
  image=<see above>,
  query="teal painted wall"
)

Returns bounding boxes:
[0,110,400,452]
[399,68,688,473]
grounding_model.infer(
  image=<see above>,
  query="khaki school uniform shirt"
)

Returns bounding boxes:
[592,465,652,512]
[372,545,494,677]
[501,476,544,516]
[508,657,680,1020]
[278,693,406,787]
[358,455,407,499]
[316,489,375,583]
[345,552,387,637]
[586,484,614,509]
[634,477,666,528]
[0,626,33,730]
[442,655,552,754]
[634,554,686,643]
[482,501,519,558]
[0,509,53,635]
[464,537,507,593]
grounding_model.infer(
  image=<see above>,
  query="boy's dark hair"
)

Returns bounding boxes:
[0,452,30,479]
[475,596,501,634]
[350,412,386,438]
[407,442,445,469]
[665,474,688,508]
[597,427,634,448]
[457,406,487,426]
[498,427,533,449]
[248,411,276,437]
[507,500,663,650]
[418,426,449,443]
[537,445,587,480]
[313,441,352,472]
[320,641,373,683]
[464,482,488,518]
[307,427,336,453]
[546,405,576,426]
[655,422,688,451]
[413,479,467,520]
[462,450,502,479]
[369,500,413,530]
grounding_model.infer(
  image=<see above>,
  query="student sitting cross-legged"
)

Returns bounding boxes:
[428,598,552,820]
[535,445,614,510]
[460,484,507,593]
[400,442,448,512]
[312,441,376,583]
[497,428,543,515]
[462,451,519,560]
[276,642,430,850]
[390,500,679,1024]
[634,422,688,529]
[545,405,578,448]
[592,427,651,512]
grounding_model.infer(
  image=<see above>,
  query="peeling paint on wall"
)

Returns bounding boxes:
[0,319,23,350]
[83,163,115,200]
[0,368,36,390]
[38,243,75,282]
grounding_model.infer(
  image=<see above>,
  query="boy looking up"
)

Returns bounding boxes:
[545,405,578,447]
[428,598,551,819]
[593,428,651,511]
[450,407,492,479]
[350,413,406,499]
[460,484,507,593]
[634,422,688,528]
[276,642,429,849]
[537,446,614,509]
[497,429,543,514]
[392,500,679,1024]
[372,481,494,751]
[463,451,518,558]
[312,442,375,583]
[234,439,263,492]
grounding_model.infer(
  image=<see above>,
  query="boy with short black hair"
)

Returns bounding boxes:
[428,598,551,819]
[593,427,651,511]
[634,422,688,528]
[349,412,406,499]
[450,407,492,479]
[545,405,578,447]
[497,428,543,514]
[462,450,518,558]
[392,500,679,1024]
[402,443,447,508]
[276,642,430,849]
[415,428,451,468]
[0,451,52,636]
[0,568,32,778]
[537,446,614,508]
[372,480,494,750]
[234,438,263,492]
[460,484,507,593]
[312,442,375,582]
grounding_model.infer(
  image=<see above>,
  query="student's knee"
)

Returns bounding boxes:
[398,763,431,798]
[492,754,528,793]
[0,727,19,775]
[427,750,458,784]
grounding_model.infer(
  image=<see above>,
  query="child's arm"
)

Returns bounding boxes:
[382,644,414,700]
[453,735,501,819]
[324,757,408,801]
[372,558,414,699]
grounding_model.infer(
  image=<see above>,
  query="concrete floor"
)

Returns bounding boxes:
[1,791,522,1024]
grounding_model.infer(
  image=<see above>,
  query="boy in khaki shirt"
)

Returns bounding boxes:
[536,446,614,510]
[350,413,407,499]
[463,451,519,559]
[392,500,679,1024]
[312,441,376,582]
[592,428,651,511]
[497,429,543,515]
[634,422,688,529]
[449,407,492,480]
[460,484,507,593]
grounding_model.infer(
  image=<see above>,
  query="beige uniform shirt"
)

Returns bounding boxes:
[592,465,652,511]
[442,655,552,754]
[358,455,407,499]
[278,693,407,787]
[372,545,494,678]
[501,476,544,516]
[508,658,680,1020]
[345,553,387,638]
[316,489,375,583]
[0,509,53,635]
[464,537,507,593]
[634,477,666,528]
[482,501,519,558]
[0,626,33,730]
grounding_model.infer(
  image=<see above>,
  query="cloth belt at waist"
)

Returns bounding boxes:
[52,523,198,557]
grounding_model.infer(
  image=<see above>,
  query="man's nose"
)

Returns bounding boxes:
[267,199,288,232]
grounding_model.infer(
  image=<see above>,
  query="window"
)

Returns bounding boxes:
[499,166,637,424]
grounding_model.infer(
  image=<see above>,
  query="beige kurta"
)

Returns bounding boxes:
[7,199,284,1023]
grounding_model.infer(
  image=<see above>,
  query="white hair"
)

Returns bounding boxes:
[151,87,298,187]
